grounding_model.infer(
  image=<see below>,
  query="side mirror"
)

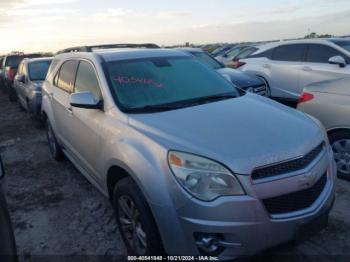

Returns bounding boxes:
[0,155,4,179]
[70,92,102,109]
[222,53,228,58]
[328,56,347,68]
[232,57,239,62]
[15,74,25,83]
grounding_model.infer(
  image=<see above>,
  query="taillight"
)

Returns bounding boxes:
[231,61,246,69]
[9,68,17,81]
[298,92,314,104]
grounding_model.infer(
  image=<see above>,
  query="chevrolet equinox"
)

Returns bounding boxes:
[41,45,336,260]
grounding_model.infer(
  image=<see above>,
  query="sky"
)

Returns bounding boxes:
[0,0,350,54]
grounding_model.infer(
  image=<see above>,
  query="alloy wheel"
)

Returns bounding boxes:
[118,195,147,255]
[332,139,350,175]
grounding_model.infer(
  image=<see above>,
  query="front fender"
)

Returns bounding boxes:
[103,137,173,207]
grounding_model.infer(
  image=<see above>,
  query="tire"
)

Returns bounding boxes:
[113,177,164,256]
[329,130,350,181]
[46,120,64,161]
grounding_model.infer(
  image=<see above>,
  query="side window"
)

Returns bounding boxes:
[306,44,344,63]
[248,48,273,59]
[56,60,79,93]
[74,61,102,101]
[272,44,306,62]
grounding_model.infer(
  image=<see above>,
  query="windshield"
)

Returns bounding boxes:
[28,60,52,81]
[236,47,258,59]
[331,40,350,53]
[191,52,223,70]
[106,56,238,112]
[5,56,24,68]
[225,46,247,58]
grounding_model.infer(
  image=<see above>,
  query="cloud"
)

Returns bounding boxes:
[157,11,191,19]
[92,8,136,23]
[13,0,79,8]
[7,8,76,16]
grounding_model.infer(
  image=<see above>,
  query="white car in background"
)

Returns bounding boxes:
[240,39,350,101]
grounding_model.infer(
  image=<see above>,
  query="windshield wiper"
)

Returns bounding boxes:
[126,103,185,113]
[185,92,237,106]
[126,92,237,113]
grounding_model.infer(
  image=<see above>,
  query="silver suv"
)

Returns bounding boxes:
[14,57,52,123]
[42,44,336,259]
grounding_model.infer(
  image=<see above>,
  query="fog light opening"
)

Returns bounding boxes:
[194,233,225,256]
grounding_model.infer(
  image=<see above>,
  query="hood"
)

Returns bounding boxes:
[305,77,350,96]
[128,94,324,174]
[216,68,263,88]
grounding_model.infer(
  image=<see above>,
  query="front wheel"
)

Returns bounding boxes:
[329,130,350,181]
[113,177,164,256]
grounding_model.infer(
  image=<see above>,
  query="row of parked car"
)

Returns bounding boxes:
[0,39,348,260]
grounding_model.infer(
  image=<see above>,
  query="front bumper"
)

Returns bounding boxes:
[156,147,336,260]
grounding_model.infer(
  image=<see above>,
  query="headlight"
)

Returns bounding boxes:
[168,151,244,201]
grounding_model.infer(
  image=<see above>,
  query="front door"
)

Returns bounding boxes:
[50,60,79,149]
[299,44,350,89]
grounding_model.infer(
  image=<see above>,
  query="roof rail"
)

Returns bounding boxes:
[56,43,160,54]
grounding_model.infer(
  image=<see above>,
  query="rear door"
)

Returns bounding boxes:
[299,44,350,89]
[51,60,79,149]
[267,44,307,99]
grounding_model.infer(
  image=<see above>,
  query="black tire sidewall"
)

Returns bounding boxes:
[113,177,163,256]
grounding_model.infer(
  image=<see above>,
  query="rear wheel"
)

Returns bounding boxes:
[46,120,64,161]
[113,177,163,255]
[329,130,350,181]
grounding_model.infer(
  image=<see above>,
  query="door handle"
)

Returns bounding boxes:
[302,66,312,71]
[262,64,271,69]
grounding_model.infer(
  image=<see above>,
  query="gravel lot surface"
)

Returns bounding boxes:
[0,91,349,262]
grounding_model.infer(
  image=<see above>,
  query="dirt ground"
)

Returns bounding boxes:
[0,91,350,262]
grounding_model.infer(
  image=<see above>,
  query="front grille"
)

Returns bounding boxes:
[252,143,324,181]
[263,172,327,215]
